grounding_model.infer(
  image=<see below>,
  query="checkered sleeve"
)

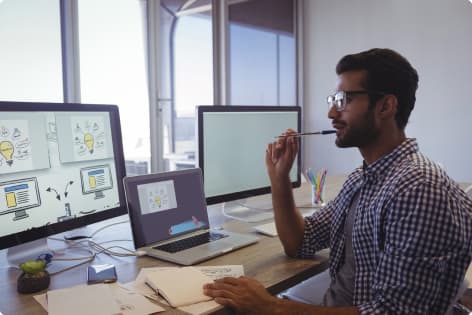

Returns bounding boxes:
[358,178,472,315]
[295,201,334,258]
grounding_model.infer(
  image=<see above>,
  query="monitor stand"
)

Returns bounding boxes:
[221,199,274,223]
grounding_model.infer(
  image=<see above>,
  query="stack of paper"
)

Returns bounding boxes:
[33,265,244,315]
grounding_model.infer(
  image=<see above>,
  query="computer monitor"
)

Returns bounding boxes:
[197,105,301,216]
[0,101,127,267]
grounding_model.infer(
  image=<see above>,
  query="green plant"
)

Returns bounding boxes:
[17,259,50,294]
[19,260,47,275]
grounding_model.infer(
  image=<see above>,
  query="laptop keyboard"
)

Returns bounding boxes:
[153,231,228,253]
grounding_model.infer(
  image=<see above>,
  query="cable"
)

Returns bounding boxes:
[87,240,140,257]
[36,221,135,275]
[48,254,95,276]
[34,247,96,276]
[88,220,130,238]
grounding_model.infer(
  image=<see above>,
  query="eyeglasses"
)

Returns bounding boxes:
[327,90,386,112]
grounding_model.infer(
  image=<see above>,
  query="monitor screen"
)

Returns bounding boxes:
[0,101,127,254]
[197,105,301,205]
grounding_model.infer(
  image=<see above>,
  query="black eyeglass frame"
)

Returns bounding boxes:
[327,90,387,111]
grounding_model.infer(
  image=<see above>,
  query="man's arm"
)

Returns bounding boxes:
[265,129,305,257]
[203,276,359,315]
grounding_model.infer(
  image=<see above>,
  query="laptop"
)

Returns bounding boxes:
[123,168,259,265]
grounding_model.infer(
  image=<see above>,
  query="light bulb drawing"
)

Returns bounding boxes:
[0,140,14,166]
[0,122,32,174]
[72,117,106,158]
[84,133,95,154]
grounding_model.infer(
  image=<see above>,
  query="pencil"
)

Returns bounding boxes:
[274,130,336,138]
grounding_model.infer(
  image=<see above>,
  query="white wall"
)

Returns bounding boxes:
[302,0,472,182]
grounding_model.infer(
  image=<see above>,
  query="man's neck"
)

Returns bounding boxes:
[360,131,406,165]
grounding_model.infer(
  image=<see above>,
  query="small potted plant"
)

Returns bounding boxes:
[17,259,50,294]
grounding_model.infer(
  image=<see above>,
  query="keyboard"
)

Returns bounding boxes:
[153,231,228,253]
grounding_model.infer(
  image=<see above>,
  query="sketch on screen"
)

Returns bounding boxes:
[0,120,33,174]
[138,180,178,215]
[0,178,41,221]
[71,116,107,160]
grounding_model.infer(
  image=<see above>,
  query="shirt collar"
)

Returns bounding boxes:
[362,138,419,183]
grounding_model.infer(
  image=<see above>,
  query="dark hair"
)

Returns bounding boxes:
[336,48,419,130]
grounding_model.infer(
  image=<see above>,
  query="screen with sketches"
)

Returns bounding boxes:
[0,102,126,249]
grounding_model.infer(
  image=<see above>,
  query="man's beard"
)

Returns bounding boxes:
[335,109,380,148]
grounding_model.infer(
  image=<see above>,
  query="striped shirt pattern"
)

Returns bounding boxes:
[297,138,472,314]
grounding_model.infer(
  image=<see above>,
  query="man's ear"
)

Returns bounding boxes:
[377,95,398,119]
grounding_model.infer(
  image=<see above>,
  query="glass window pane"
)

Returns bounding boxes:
[0,0,63,102]
[78,0,150,176]
[229,0,296,106]
[160,0,213,171]
[174,14,213,154]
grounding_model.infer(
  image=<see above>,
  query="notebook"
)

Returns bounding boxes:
[144,267,213,307]
[124,168,258,265]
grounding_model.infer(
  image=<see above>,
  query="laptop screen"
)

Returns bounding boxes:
[124,168,209,248]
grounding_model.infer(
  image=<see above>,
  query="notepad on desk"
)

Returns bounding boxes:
[145,266,213,307]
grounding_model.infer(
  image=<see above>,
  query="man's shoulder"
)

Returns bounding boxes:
[387,151,455,191]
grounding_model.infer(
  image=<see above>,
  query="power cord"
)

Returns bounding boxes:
[39,220,140,275]
[87,240,138,257]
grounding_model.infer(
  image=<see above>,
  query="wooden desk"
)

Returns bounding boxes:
[0,175,346,315]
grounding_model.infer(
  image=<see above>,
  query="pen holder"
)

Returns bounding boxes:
[311,184,325,208]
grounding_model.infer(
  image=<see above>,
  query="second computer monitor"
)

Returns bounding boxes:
[197,105,301,205]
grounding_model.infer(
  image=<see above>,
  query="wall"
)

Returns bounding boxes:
[302,0,472,182]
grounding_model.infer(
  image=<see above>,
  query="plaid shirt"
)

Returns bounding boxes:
[297,138,472,314]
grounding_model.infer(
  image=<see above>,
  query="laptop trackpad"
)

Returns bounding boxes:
[205,240,234,252]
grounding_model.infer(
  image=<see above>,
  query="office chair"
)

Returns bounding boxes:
[279,268,330,304]
[282,268,471,314]
[448,184,472,314]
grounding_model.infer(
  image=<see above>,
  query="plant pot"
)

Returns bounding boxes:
[17,270,50,294]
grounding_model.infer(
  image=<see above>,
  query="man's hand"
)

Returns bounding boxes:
[203,276,279,315]
[265,128,299,182]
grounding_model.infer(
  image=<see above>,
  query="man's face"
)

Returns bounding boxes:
[328,70,380,148]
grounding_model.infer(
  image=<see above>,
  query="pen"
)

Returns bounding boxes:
[274,130,336,138]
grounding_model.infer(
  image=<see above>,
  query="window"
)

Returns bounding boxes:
[229,0,296,106]
[159,0,297,171]
[159,0,213,170]
[0,0,298,173]
[78,0,150,175]
[0,0,63,102]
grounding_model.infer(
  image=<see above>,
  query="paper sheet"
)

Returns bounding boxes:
[47,283,121,315]
[34,283,164,315]
[195,265,245,280]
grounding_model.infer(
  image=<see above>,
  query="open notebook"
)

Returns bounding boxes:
[124,168,258,265]
[145,267,213,307]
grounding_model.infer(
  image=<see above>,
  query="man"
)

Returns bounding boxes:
[203,48,472,314]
